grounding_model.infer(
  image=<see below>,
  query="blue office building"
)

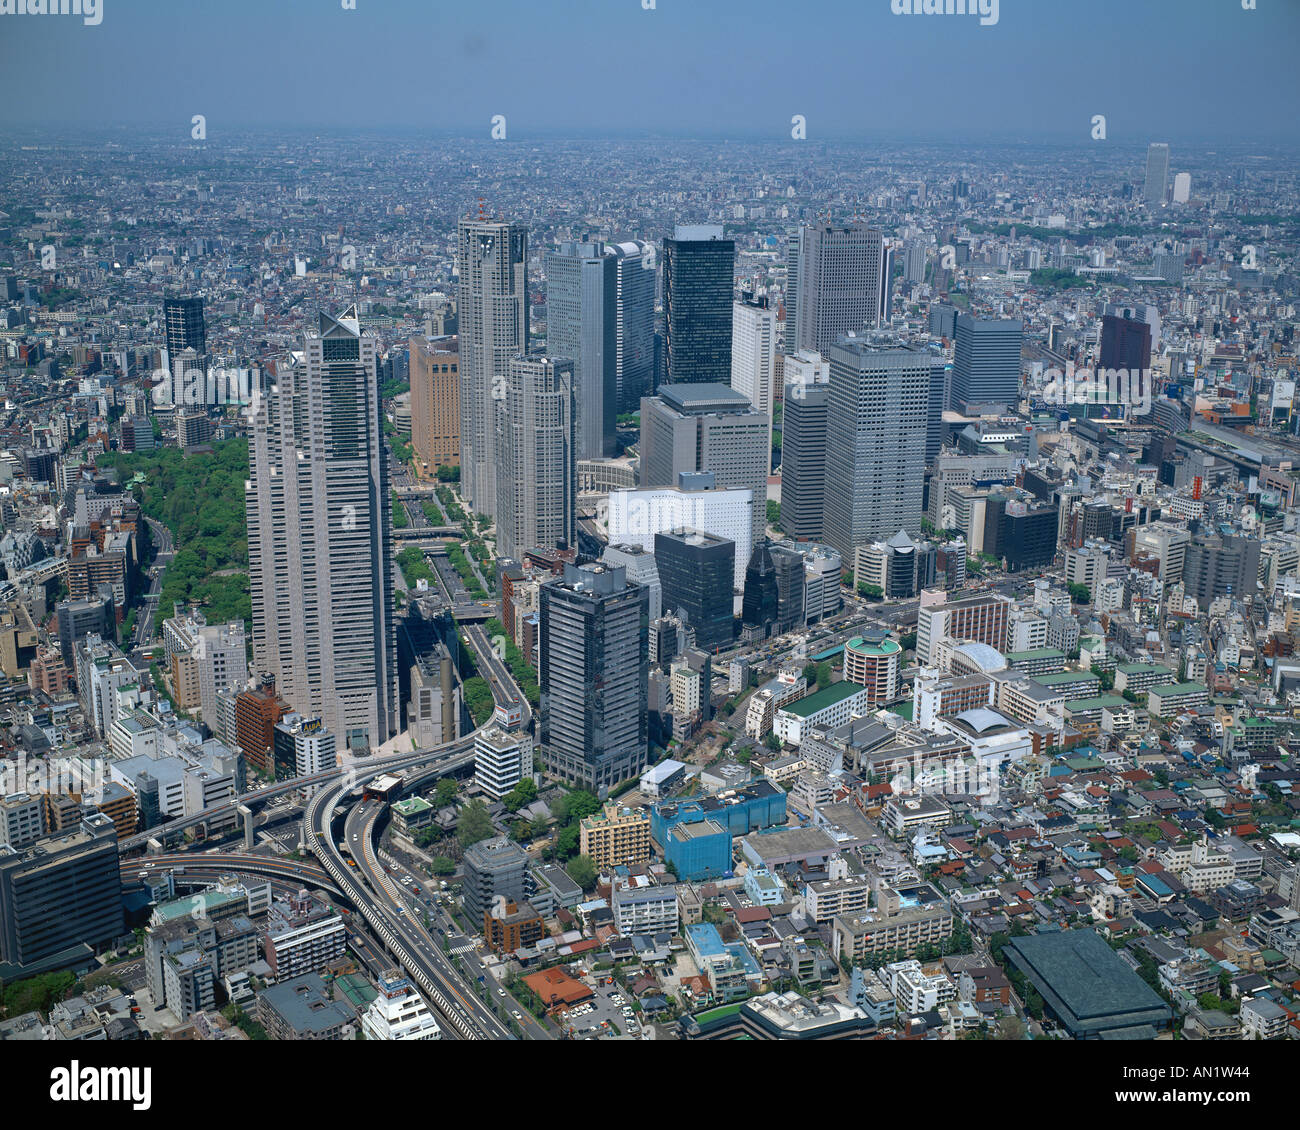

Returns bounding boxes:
[666,818,731,881]
[652,777,787,844]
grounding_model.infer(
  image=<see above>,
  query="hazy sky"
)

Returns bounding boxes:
[1,0,1297,144]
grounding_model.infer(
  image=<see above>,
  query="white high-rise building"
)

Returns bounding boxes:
[247,308,398,753]
[474,725,533,801]
[494,353,576,561]
[457,216,528,517]
[1172,172,1191,204]
[731,295,777,470]
[1144,143,1170,204]
[361,971,442,1041]
[607,485,753,588]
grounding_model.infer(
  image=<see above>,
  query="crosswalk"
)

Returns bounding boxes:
[448,941,477,956]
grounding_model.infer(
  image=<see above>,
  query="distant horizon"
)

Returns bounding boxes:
[2,124,1297,153]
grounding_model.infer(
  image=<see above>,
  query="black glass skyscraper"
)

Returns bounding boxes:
[655,528,735,652]
[164,295,207,358]
[742,541,779,638]
[662,225,734,385]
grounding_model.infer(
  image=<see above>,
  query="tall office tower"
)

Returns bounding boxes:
[1172,172,1191,204]
[0,814,123,974]
[662,224,734,385]
[787,222,886,355]
[409,335,460,474]
[769,543,808,633]
[611,241,656,413]
[494,353,576,561]
[1105,302,1161,351]
[163,295,207,360]
[823,340,932,559]
[926,357,948,464]
[781,353,832,540]
[951,314,1023,414]
[731,294,777,468]
[247,308,398,753]
[879,244,894,325]
[655,529,735,652]
[538,563,648,793]
[638,383,769,551]
[1100,312,1153,374]
[903,240,927,284]
[1144,143,1170,204]
[742,541,779,638]
[457,215,529,516]
[545,241,617,460]
[784,228,801,352]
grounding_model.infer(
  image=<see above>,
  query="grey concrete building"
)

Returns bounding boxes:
[457,216,529,517]
[246,308,398,753]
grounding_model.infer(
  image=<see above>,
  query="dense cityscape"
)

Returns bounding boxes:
[0,2,1296,1090]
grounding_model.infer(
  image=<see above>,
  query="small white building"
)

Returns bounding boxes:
[361,971,442,1041]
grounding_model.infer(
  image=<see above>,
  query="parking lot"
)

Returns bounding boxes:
[559,973,643,1039]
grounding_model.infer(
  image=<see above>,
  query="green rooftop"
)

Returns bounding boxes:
[1033,671,1102,686]
[1149,682,1208,697]
[846,636,901,657]
[1116,663,1173,676]
[153,888,244,924]
[1065,695,1129,713]
[1007,647,1066,661]
[780,681,867,718]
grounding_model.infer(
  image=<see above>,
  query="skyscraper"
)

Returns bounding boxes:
[787,222,886,355]
[1144,143,1170,204]
[611,241,656,413]
[655,528,736,652]
[409,335,460,474]
[662,224,734,385]
[494,353,576,561]
[163,295,207,360]
[1100,312,1153,374]
[823,339,932,559]
[780,352,831,540]
[731,293,776,468]
[545,241,617,460]
[539,563,649,793]
[951,314,1023,414]
[247,308,398,753]
[742,541,779,639]
[457,215,529,517]
[639,383,769,550]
